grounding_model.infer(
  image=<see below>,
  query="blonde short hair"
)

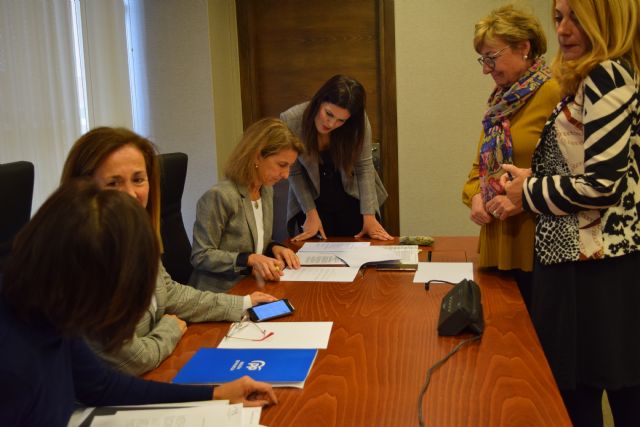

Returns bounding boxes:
[552,0,640,95]
[474,4,547,58]
[224,118,304,186]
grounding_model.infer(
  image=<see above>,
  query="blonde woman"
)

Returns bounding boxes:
[190,118,304,292]
[502,0,640,424]
[462,5,561,310]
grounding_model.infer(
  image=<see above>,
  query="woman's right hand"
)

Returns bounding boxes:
[213,376,277,407]
[470,193,493,225]
[248,254,284,281]
[292,209,326,241]
[249,291,277,306]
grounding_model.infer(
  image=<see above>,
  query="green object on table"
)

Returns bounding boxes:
[399,235,434,246]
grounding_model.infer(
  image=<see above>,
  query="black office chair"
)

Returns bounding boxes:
[272,179,289,242]
[0,161,35,273]
[158,152,193,284]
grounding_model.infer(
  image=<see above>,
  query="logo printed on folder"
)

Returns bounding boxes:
[172,348,317,387]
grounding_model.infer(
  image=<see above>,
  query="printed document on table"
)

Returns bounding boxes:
[412,262,474,284]
[379,245,420,264]
[89,403,253,427]
[281,266,360,282]
[297,252,346,266]
[298,242,370,252]
[336,246,401,267]
[219,321,333,349]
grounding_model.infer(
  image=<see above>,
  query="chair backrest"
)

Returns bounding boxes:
[272,178,290,242]
[157,152,193,284]
[0,161,35,272]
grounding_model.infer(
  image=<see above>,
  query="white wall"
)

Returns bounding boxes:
[395,0,557,236]
[129,0,218,237]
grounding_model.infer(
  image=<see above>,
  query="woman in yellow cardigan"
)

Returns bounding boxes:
[462,5,561,309]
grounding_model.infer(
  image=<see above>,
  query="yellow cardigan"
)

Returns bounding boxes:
[462,79,562,272]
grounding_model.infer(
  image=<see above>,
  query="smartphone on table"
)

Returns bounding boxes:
[247,299,295,322]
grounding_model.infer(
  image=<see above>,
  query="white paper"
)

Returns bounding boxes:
[298,241,370,252]
[297,252,346,265]
[90,404,248,427]
[218,321,333,349]
[412,262,474,284]
[280,266,360,282]
[335,246,401,267]
[377,245,420,264]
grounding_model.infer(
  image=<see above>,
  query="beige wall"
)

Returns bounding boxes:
[208,0,558,236]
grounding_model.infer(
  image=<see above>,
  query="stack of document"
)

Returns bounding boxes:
[69,401,261,427]
[287,242,406,282]
[172,322,333,389]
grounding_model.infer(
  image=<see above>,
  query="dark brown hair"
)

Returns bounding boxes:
[61,127,161,248]
[301,75,366,175]
[1,179,159,352]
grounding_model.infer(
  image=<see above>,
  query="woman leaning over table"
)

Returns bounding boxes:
[501,0,640,425]
[281,74,392,241]
[462,4,561,310]
[0,180,276,427]
[61,126,277,376]
[190,118,303,293]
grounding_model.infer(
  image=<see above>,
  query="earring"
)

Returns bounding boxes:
[523,54,529,59]
[255,163,259,169]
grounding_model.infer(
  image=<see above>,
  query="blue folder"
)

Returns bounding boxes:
[172,348,318,386]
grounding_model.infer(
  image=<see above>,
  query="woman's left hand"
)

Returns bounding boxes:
[488,164,531,220]
[272,245,300,270]
[356,214,393,240]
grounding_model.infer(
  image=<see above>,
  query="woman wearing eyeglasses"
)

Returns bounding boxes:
[461,5,561,310]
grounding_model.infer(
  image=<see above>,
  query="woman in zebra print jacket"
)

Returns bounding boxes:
[500,0,640,425]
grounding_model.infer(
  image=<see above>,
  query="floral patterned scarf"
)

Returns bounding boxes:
[479,58,552,202]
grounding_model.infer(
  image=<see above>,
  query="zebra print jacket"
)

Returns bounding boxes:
[523,59,640,265]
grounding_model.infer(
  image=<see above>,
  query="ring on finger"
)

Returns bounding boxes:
[492,210,499,218]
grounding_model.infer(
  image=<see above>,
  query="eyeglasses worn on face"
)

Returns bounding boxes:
[477,46,510,70]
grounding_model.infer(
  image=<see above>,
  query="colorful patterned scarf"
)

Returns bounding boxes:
[479,59,552,202]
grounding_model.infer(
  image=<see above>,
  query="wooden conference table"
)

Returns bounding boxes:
[144,236,570,426]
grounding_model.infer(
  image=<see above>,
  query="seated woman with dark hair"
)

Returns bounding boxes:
[61,126,277,375]
[0,180,276,426]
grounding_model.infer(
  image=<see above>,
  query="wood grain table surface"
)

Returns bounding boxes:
[144,236,570,426]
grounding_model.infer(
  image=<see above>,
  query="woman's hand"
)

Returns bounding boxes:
[491,164,531,220]
[164,314,187,335]
[356,214,393,240]
[292,209,326,241]
[213,376,278,407]
[249,291,277,306]
[485,194,520,221]
[272,245,300,270]
[470,193,493,225]
[248,254,284,282]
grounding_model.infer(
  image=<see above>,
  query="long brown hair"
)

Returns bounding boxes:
[61,127,162,248]
[301,75,366,175]
[1,179,159,352]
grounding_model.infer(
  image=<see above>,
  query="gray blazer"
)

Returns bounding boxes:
[90,262,243,375]
[280,102,388,235]
[190,180,274,292]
